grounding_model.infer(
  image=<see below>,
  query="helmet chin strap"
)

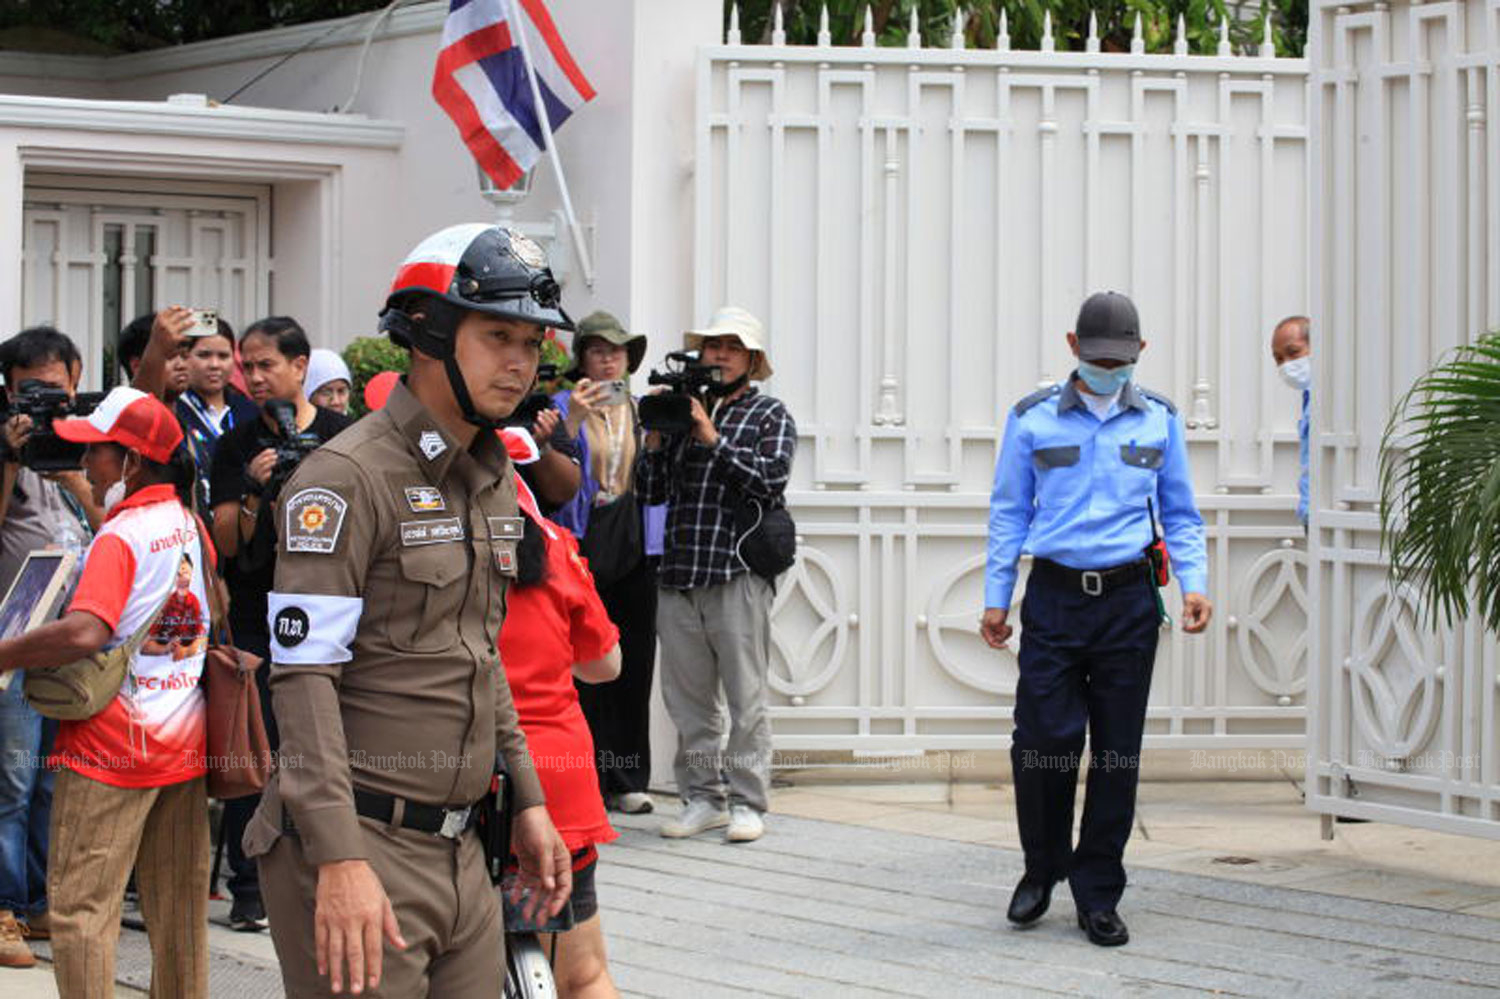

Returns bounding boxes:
[442,351,499,432]
[401,309,499,433]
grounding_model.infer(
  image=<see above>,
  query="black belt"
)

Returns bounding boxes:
[283,787,480,840]
[1030,557,1150,597]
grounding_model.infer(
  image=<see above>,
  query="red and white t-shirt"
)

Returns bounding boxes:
[498,518,619,856]
[56,484,213,788]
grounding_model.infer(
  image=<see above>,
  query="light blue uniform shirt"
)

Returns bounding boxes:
[1297,389,1310,525]
[985,376,1208,609]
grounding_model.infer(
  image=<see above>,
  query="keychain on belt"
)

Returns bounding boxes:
[1145,497,1173,628]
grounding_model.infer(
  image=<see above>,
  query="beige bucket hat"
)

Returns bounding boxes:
[683,306,773,381]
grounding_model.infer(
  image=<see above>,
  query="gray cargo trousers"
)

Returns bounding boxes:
[656,572,774,813]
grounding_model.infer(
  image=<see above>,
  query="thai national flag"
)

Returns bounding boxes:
[432,0,596,189]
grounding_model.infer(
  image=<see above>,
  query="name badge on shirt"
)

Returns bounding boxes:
[400,518,465,546]
[487,516,524,540]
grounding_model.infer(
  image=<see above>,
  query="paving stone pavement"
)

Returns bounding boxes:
[599,810,1500,998]
[10,799,1500,997]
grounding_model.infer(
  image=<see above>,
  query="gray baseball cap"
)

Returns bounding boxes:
[1075,291,1142,362]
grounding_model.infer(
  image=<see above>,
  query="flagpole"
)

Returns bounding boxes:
[507,0,595,288]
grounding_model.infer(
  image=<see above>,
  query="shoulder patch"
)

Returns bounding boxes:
[1013,384,1062,416]
[1136,386,1178,415]
[284,487,349,554]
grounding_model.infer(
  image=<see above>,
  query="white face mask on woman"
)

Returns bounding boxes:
[104,452,138,514]
[1278,356,1312,391]
[103,477,127,514]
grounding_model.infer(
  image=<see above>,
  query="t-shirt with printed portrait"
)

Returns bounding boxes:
[57,484,215,788]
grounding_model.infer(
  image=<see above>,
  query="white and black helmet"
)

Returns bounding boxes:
[378,223,572,428]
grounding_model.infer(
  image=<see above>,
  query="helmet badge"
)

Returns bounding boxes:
[507,230,548,269]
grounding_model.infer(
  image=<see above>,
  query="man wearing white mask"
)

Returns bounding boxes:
[1270,316,1312,527]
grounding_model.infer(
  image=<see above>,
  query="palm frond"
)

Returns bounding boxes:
[1380,332,1500,634]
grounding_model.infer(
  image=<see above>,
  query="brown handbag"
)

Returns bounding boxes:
[196,522,272,800]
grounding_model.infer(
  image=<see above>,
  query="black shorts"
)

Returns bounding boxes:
[508,846,600,924]
[569,854,598,923]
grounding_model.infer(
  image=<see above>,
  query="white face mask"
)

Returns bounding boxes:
[103,453,136,514]
[103,478,126,514]
[1278,356,1311,391]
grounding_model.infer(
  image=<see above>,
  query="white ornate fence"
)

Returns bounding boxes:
[697,11,1313,752]
[1307,0,1500,837]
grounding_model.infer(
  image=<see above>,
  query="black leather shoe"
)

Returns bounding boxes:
[1077,909,1129,947]
[1006,876,1057,925]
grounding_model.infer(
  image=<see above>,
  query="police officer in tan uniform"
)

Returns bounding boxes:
[244,224,574,997]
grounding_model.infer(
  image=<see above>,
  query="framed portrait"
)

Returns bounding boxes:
[0,549,79,691]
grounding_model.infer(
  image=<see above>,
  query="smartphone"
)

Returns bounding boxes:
[596,379,630,407]
[185,309,219,338]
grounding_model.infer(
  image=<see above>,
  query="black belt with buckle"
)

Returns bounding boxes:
[283,787,479,840]
[1031,557,1150,597]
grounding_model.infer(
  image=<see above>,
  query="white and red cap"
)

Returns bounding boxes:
[54,386,183,463]
[363,370,402,412]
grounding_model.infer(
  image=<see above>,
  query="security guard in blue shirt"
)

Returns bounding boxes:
[981,291,1212,947]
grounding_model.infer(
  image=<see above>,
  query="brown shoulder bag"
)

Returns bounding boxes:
[196,519,272,799]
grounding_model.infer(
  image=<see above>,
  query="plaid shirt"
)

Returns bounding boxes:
[636,388,797,590]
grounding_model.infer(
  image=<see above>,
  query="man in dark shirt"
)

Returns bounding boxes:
[209,316,351,931]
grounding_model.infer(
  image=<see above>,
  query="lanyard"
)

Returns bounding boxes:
[599,406,629,493]
[182,391,234,438]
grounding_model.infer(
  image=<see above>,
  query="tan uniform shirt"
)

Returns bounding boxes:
[244,380,543,867]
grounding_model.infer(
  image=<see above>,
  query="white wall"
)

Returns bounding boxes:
[1,0,717,354]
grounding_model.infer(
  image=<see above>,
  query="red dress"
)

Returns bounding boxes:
[498,520,620,856]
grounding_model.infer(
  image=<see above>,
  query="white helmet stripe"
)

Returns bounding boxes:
[399,222,494,268]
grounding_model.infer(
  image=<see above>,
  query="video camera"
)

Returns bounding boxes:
[256,399,324,501]
[503,363,559,430]
[0,379,106,472]
[638,351,723,435]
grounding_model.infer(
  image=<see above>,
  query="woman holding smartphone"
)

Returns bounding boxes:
[552,312,664,816]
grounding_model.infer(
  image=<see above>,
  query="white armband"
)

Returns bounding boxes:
[268,592,363,665]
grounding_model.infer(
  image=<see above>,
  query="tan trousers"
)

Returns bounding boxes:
[259,818,502,998]
[47,770,210,999]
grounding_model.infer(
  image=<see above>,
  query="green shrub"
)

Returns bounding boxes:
[728,0,1305,58]
[342,336,409,418]
[340,333,573,417]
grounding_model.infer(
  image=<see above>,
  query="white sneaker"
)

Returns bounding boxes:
[614,792,654,814]
[726,805,765,843]
[659,799,729,838]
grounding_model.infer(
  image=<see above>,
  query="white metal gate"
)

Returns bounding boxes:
[20,174,270,390]
[1307,0,1500,837]
[697,22,1312,752]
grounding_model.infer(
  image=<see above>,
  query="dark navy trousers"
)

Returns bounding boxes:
[1011,566,1160,912]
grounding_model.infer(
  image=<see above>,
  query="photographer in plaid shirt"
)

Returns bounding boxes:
[636,307,796,844]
